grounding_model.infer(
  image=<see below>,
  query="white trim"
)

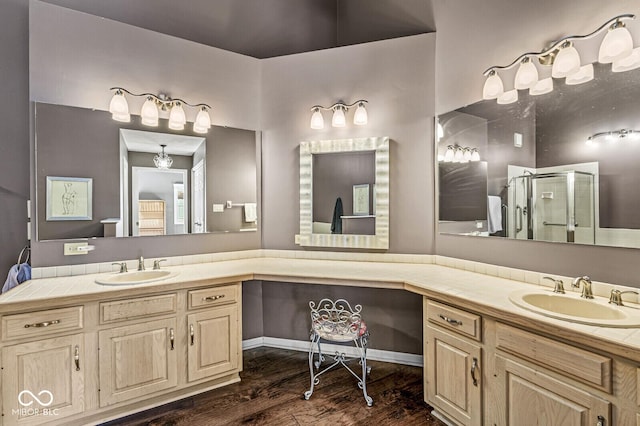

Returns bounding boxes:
[242,336,423,367]
[431,410,456,426]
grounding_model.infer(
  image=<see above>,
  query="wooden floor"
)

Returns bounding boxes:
[102,347,446,426]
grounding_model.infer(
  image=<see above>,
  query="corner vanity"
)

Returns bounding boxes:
[1,255,639,425]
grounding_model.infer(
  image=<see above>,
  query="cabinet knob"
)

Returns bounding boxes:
[74,345,80,371]
[596,415,606,426]
[190,324,195,346]
[169,328,175,350]
[470,357,479,387]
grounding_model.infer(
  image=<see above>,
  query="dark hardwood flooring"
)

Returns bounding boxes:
[102,347,446,426]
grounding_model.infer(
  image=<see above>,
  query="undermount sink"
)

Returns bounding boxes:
[509,289,640,327]
[95,270,177,285]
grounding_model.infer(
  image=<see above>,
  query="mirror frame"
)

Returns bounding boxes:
[296,136,389,250]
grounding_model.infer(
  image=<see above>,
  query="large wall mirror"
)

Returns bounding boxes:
[437,63,640,249]
[34,102,258,241]
[296,137,389,249]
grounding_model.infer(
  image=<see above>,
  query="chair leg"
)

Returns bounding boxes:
[304,332,321,400]
[358,334,373,406]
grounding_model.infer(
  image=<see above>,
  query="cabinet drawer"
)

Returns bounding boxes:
[426,300,481,341]
[496,322,612,393]
[189,284,238,310]
[100,293,177,324]
[2,306,83,341]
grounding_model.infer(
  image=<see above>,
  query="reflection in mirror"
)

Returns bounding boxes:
[35,102,258,241]
[437,64,640,249]
[297,137,389,249]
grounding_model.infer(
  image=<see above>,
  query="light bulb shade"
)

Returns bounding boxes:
[482,72,504,100]
[109,91,130,122]
[497,89,518,105]
[566,64,594,85]
[353,103,368,125]
[612,47,640,72]
[153,145,173,170]
[453,148,464,162]
[462,149,472,162]
[470,149,481,162]
[552,45,581,78]
[529,77,553,96]
[514,59,539,90]
[140,98,159,127]
[310,109,324,129]
[443,146,455,162]
[193,123,208,134]
[599,25,633,64]
[331,107,346,127]
[168,103,186,130]
[194,108,211,130]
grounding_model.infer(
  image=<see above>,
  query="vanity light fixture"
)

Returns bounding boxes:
[441,145,480,163]
[585,128,640,145]
[309,100,368,129]
[482,14,638,103]
[153,144,173,170]
[109,87,212,134]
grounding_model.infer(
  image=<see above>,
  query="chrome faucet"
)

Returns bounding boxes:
[609,289,639,306]
[572,276,594,299]
[153,259,167,270]
[138,256,145,271]
[112,262,128,273]
[542,276,565,294]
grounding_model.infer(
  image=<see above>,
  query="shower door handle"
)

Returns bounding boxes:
[515,205,523,233]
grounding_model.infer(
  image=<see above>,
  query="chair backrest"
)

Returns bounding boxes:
[309,298,363,340]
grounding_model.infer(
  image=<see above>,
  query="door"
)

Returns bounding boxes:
[495,355,610,426]
[191,160,205,233]
[425,325,482,426]
[187,305,239,382]
[138,200,166,236]
[2,334,84,425]
[98,318,177,407]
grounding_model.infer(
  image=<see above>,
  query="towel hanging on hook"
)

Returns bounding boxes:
[2,246,31,294]
[17,246,30,265]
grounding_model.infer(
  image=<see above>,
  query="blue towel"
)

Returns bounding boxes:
[2,262,31,294]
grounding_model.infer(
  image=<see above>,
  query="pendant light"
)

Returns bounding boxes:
[482,70,504,100]
[108,89,130,122]
[168,102,186,131]
[310,107,324,129]
[353,102,368,125]
[331,105,347,128]
[153,144,173,170]
[552,42,581,78]
[514,57,539,90]
[599,22,634,63]
[140,97,159,127]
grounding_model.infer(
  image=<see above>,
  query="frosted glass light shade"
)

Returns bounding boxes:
[482,72,504,99]
[109,92,130,122]
[168,103,186,130]
[443,146,455,162]
[140,98,159,127]
[514,59,539,89]
[566,64,594,85]
[552,45,581,78]
[612,47,640,72]
[353,103,368,125]
[470,149,481,162]
[462,149,472,162]
[310,109,324,129]
[529,77,553,96]
[453,148,464,162]
[331,107,346,127]
[195,108,211,130]
[193,123,208,134]
[599,26,633,64]
[497,89,518,104]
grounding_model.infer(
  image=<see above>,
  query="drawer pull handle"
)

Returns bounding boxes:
[169,328,175,350]
[203,295,225,302]
[24,320,61,328]
[596,415,606,426]
[438,314,462,326]
[74,345,80,371]
[190,324,195,346]
[471,358,478,386]
[470,357,478,387]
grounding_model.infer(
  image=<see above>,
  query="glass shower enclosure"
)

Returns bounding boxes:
[509,171,595,244]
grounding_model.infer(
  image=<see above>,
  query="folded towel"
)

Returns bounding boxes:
[487,195,503,234]
[244,203,257,222]
[2,262,31,294]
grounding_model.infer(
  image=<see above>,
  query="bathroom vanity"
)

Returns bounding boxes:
[0,254,639,425]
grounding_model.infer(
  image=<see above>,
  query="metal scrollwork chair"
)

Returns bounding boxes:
[303,298,373,406]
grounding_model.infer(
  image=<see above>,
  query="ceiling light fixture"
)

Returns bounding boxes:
[309,100,368,129]
[585,128,640,145]
[482,14,637,103]
[109,87,212,134]
[153,144,173,169]
[440,145,481,163]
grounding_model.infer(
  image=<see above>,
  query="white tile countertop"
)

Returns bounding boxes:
[1,253,639,362]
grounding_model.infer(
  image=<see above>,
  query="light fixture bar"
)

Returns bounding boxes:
[109,87,211,110]
[309,99,369,129]
[482,14,636,76]
[586,128,640,144]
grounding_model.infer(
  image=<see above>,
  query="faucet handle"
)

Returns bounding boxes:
[572,276,594,299]
[153,259,167,270]
[112,262,128,273]
[542,276,565,294]
[609,289,639,306]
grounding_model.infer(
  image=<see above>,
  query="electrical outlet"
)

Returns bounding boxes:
[213,203,225,213]
[64,242,89,256]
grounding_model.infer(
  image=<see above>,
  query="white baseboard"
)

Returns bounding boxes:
[242,336,423,367]
[431,410,456,426]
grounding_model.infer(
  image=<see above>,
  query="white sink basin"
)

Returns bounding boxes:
[95,270,177,285]
[509,289,640,327]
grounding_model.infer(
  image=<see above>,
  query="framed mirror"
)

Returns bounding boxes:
[296,137,389,250]
[34,102,258,241]
[437,63,640,249]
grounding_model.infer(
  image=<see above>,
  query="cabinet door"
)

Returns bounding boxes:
[495,355,611,426]
[426,325,482,426]
[187,305,239,382]
[99,318,177,407]
[2,334,84,425]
